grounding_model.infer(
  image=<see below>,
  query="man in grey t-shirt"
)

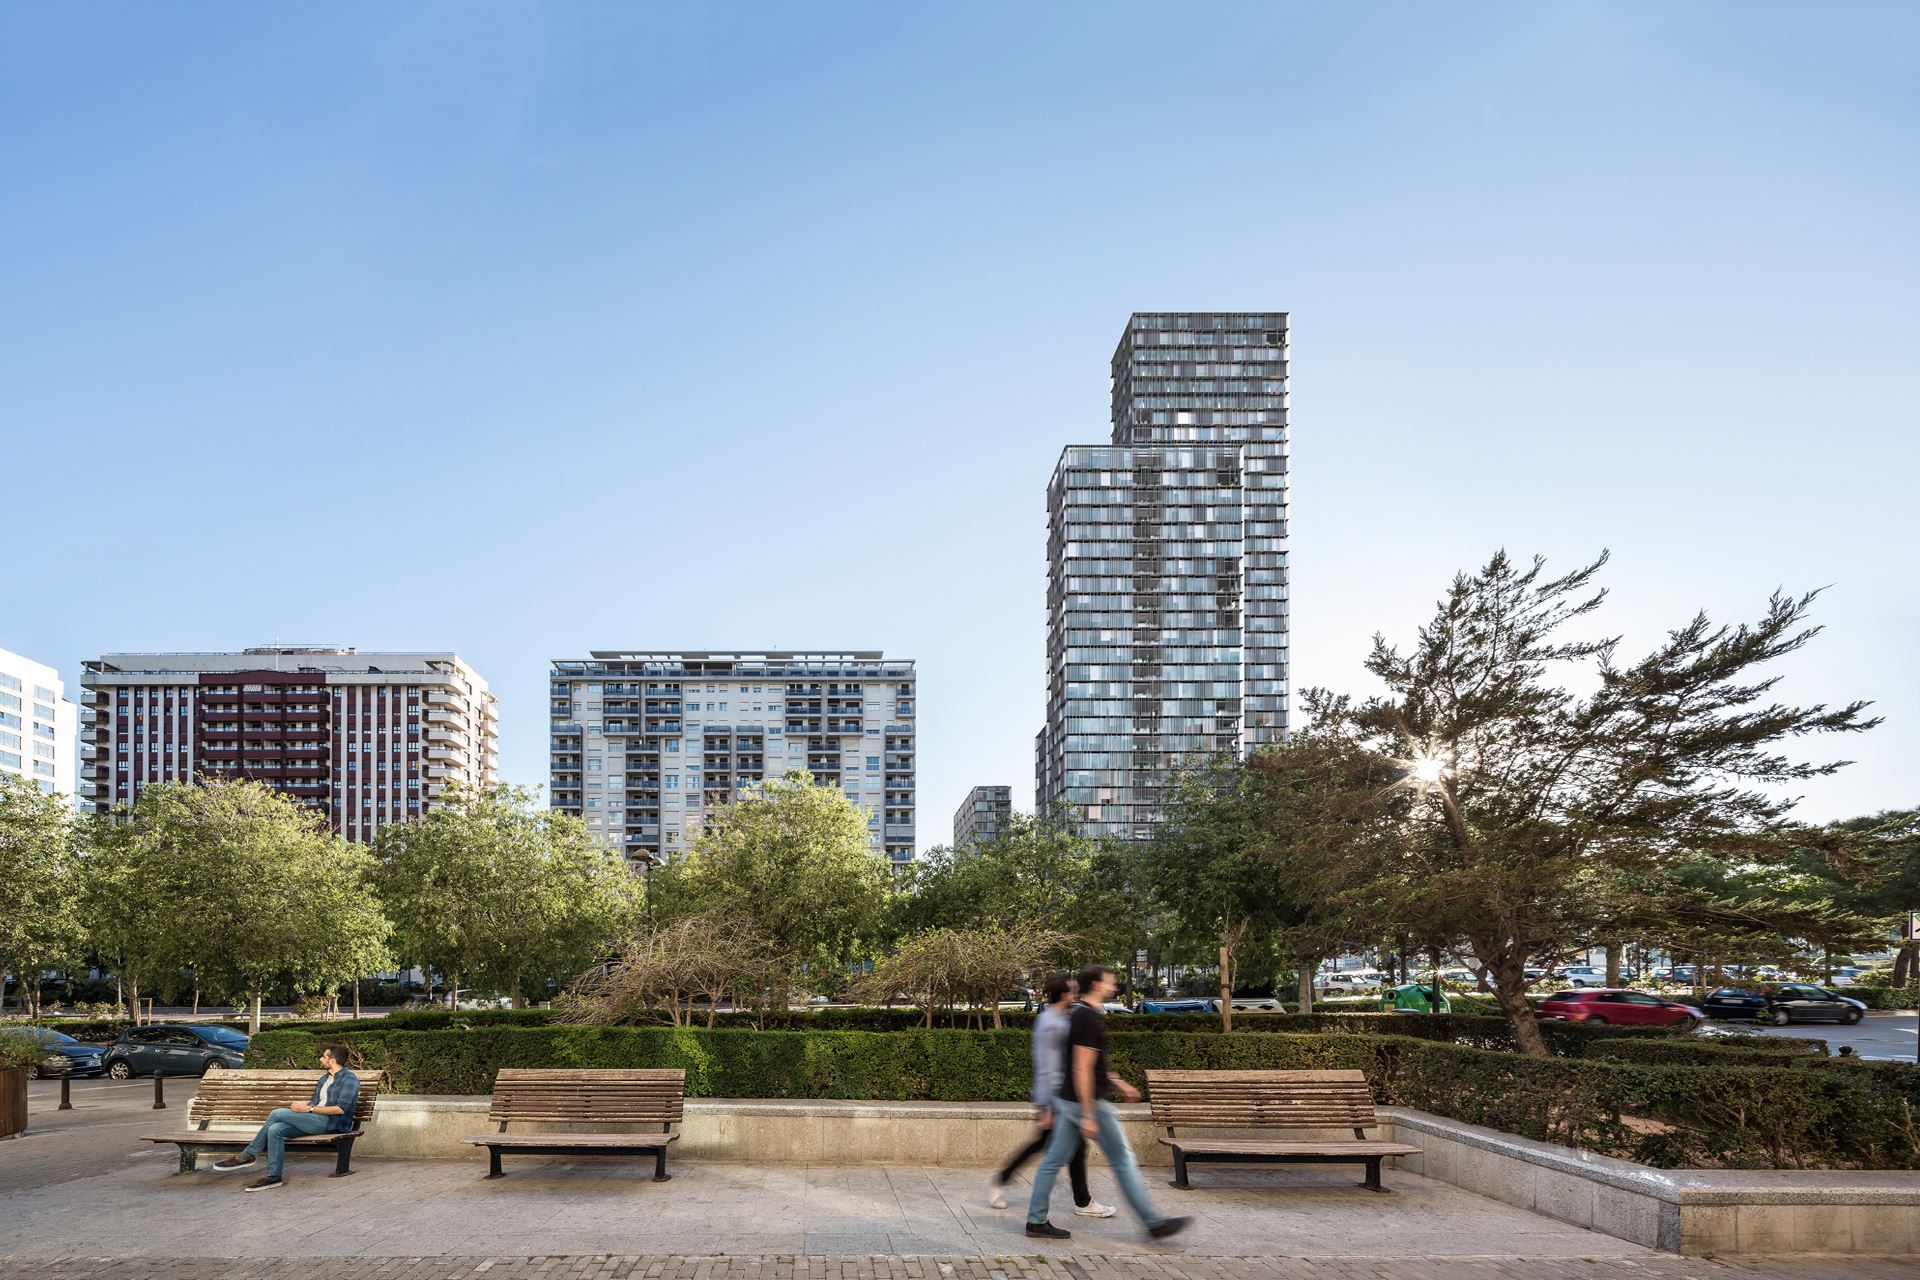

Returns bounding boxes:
[987,972,1104,1215]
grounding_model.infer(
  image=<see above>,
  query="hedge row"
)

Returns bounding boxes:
[246,1024,1919,1169]
[3,1018,252,1043]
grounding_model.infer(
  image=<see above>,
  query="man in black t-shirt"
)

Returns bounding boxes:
[1024,964,1189,1242]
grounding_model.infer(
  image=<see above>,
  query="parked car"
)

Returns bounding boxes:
[1439,968,1482,986]
[1100,1001,1135,1015]
[21,1029,106,1079]
[1229,996,1283,1012]
[1535,989,1703,1028]
[1704,984,1865,1025]
[102,1024,249,1079]
[1139,998,1219,1015]
[1555,966,1608,987]
[1316,971,1385,996]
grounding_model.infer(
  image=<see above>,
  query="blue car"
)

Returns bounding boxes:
[1138,999,1220,1015]
[23,1029,107,1079]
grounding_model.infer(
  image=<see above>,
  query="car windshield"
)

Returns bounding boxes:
[194,1027,248,1046]
[32,1030,82,1047]
[1543,990,1585,1000]
[1710,987,1754,997]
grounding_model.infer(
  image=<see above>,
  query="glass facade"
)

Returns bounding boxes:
[1037,313,1289,841]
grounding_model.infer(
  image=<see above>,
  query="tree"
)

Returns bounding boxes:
[563,912,784,1028]
[1332,550,1876,1055]
[654,770,891,998]
[100,781,392,1033]
[373,784,640,1008]
[0,774,85,1016]
[853,924,1072,1028]
[896,813,1124,958]
[1813,811,1919,985]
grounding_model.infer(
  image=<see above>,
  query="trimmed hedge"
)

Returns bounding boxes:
[1588,1037,1827,1068]
[3,1018,252,1043]
[246,1023,1919,1170]
[1848,985,1920,1011]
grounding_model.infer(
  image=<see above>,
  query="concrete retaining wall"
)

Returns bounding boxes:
[309,1095,1918,1255]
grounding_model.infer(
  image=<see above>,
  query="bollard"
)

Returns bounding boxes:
[152,1071,167,1110]
[58,1073,73,1111]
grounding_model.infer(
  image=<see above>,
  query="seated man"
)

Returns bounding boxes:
[211,1042,360,1192]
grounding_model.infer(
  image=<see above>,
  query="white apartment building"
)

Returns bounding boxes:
[79,646,498,842]
[549,651,917,869]
[0,647,77,801]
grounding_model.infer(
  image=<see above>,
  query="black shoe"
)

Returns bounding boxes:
[1026,1221,1072,1239]
[243,1176,283,1193]
[210,1155,257,1173]
[1148,1216,1191,1240]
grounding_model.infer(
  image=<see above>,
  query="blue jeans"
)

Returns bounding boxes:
[242,1107,332,1177]
[1026,1096,1162,1227]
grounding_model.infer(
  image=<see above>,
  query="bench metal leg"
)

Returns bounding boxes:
[652,1145,671,1183]
[178,1146,199,1175]
[1168,1150,1191,1190]
[486,1146,505,1179]
[1360,1157,1387,1193]
[331,1136,357,1178]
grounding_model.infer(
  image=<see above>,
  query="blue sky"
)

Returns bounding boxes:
[3,3,1915,842]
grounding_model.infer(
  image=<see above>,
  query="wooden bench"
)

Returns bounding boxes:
[466,1068,684,1181]
[141,1068,381,1177]
[1146,1069,1420,1193]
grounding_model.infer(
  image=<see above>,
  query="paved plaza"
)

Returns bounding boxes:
[1,1078,1910,1280]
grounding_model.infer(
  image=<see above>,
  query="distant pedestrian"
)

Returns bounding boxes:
[1026,965,1189,1242]
[209,1043,360,1192]
[988,972,1110,1217]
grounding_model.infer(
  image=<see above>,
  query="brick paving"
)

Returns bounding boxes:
[2,1256,1916,1280]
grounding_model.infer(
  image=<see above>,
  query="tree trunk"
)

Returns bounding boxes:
[1296,955,1316,1014]
[352,981,362,1021]
[1489,951,1550,1057]
[1219,944,1233,1033]
[128,981,141,1026]
[248,989,263,1037]
[447,973,458,1010]
[191,985,200,1016]
[510,978,524,1011]
[1604,941,1622,987]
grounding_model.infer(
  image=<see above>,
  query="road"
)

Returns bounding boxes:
[1708,1010,1917,1060]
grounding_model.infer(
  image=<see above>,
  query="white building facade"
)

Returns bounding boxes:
[549,651,917,870]
[0,647,76,801]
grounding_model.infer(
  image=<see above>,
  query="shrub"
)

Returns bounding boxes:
[1847,985,1920,1011]
[1587,1038,1826,1068]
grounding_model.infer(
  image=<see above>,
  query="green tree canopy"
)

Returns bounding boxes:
[0,773,85,1015]
[373,783,640,1006]
[652,770,891,994]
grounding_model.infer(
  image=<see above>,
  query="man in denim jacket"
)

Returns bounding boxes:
[211,1043,360,1192]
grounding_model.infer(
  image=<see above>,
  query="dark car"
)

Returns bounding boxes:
[102,1024,249,1079]
[22,1029,107,1079]
[1704,984,1865,1025]
[1535,989,1702,1028]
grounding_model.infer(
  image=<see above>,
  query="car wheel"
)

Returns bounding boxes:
[1584,1014,1609,1025]
[26,1064,42,1080]
[1673,1015,1698,1031]
[1844,1009,1863,1025]
[200,1059,227,1076]
[1771,1010,1791,1027]
[106,1059,134,1080]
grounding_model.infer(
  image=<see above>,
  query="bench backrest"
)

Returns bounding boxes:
[1146,1069,1378,1133]
[488,1068,686,1128]
[187,1069,382,1130]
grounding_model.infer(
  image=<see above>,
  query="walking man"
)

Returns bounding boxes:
[210,1042,360,1191]
[1026,965,1189,1241]
[988,972,1110,1217]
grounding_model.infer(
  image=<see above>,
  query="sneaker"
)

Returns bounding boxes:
[987,1179,1007,1209]
[1025,1221,1072,1239]
[209,1155,257,1173]
[1074,1201,1117,1218]
[243,1176,283,1193]
[1147,1215,1191,1241]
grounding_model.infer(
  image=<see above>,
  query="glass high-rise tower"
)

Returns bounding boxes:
[1036,312,1289,840]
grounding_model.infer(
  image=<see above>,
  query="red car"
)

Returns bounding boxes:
[1536,989,1702,1028]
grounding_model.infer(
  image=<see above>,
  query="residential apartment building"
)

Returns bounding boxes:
[549,651,916,869]
[78,646,498,842]
[1037,312,1290,841]
[952,785,1011,850]
[0,647,76,800]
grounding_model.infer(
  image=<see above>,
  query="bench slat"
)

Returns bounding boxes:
[1146,1069,1381,1133]
[1155,1137,1419,1155]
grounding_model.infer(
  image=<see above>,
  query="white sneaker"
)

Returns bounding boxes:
[987,1180,1007,1209]
[1074,1201,1117,1218]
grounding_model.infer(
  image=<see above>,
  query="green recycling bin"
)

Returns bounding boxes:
[1380,981,1452,1013]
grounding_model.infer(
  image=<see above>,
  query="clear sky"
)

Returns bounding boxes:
[4,3,1915,845]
